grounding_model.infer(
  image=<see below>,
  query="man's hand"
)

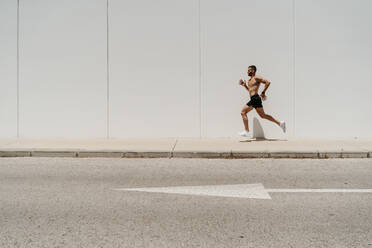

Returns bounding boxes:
[260,92,267,101]
[239,79,246,86]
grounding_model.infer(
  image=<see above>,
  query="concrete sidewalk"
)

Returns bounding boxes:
[0,137,371,159]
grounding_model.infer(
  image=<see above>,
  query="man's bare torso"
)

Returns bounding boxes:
[247,76,261,97]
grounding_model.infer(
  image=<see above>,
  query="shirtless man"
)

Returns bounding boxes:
[238,65,286,138]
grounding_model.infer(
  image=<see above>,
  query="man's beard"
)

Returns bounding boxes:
[248,72,253,76]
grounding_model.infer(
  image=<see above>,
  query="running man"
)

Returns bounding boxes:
[239,65,286,138]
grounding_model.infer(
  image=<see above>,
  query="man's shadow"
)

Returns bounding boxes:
[240,117,287,142]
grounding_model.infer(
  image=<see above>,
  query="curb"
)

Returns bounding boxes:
[173,151,232,159]
[268,152,319,159]
[0,150,370,159]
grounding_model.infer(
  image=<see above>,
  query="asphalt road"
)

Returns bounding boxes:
[1,158,372,248]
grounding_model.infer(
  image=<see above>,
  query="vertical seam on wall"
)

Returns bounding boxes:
[106,0,110,138]
[198,0,202,138]
[292,0,296,137]
[203,14,207,138]
[17,0,20,138]
[200,0,207,138]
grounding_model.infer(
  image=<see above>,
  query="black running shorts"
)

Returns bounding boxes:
[246,94,263,109]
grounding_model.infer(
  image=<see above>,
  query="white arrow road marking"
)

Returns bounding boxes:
[112,183,372,200]
[113,183,272,199]
[267,189,372,193]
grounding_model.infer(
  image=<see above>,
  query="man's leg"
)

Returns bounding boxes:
[255,107,280,126]
[241,105,254,131]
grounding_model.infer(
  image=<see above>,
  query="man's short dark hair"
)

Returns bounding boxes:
[248,65,257,72]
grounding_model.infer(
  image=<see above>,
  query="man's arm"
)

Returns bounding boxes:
[239,79,250,92]
[255,76,271,94]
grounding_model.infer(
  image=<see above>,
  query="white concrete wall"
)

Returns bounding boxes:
[109,0,200,138]
[295,0,372,138]
[0,0,17,137]
[1,0,371,139]
[19,0,107,138]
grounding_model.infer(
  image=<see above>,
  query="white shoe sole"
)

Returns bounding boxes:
[239,132,251,137]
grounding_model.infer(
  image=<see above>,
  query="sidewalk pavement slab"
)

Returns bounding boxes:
[0,138,176,150]
[0,138,371,159]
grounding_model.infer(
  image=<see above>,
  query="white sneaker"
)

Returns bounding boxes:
[239,130,251,138]
[280,121,286,133]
